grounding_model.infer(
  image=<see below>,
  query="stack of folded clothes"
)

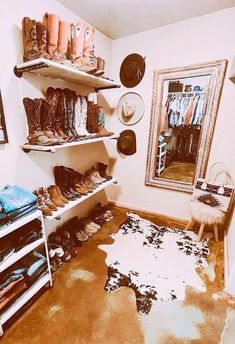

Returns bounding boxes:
[0,185,37,226]
[0,219,43,268]
[9,219,43,253]
[0,251,48,313]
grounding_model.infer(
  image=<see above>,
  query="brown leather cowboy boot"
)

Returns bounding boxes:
[36,22,51,59]
[46,87,68,142]
[34,98,59,145]
[61,89,75,141]
[22,17,41,62]
[23,98,56,146]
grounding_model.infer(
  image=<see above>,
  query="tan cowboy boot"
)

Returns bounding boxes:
[71,22,97,73]
[36,22,51,59]
[57,21,71,63]
[43,13,60,61]
[22,17,41,62]
[70,21,86,61]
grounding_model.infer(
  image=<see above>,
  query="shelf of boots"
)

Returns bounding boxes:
[14,58,121,91]
[21,134,118,153]
[45,178,117,221]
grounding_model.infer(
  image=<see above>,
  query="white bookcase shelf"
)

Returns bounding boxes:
[0,211,52,335]
[0,210,41,239]
[0,273,50,327]
[0,238,44,274]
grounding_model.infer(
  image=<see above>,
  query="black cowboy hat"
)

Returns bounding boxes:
[120,53,146,88]
[117,130,136,156]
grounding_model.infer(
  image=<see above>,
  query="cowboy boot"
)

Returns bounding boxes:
[45,87,67,143]
[82,25,97,73]
[22,17,41,62]
[71,22,97,73]
[97,106,113,137]
[62,89,75,141]
[62,167,81,199]
[23,98,55,145]
[65,167,89,195]
[94,57,105,77]
[57,21,71,63]
[86,93,97,134]
[66,89,79,138]
[34,98,59,145]
[55,89,71,141]
[70,21,86,61]
[54,166,76,201]
[36,22,51,59]
[43,13,60,61]
[97,162,112,180]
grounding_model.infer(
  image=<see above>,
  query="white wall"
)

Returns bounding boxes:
[0,1,113,234]
[106,8,235,217]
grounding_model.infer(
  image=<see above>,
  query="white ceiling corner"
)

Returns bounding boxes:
[58,0,235,39]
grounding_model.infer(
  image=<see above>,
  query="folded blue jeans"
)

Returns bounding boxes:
[0,185,37,214]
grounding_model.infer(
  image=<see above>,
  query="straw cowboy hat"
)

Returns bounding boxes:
[116,92,144,126]
[119,53,146,88]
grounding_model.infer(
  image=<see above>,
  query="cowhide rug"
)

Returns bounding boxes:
[99,212,210,315]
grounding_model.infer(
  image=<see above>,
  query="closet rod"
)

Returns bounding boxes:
[167,91,205,96]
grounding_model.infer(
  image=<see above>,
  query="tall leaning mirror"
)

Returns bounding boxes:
[145,60,227,193]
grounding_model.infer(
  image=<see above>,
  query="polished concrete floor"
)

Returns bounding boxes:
[1,206,235,344]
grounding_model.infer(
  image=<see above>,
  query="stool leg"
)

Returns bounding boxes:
[214,224,219,242]
[185,219,194,231]
[197,223,205,242]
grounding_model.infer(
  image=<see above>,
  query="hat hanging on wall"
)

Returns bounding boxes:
[116,92,144,126]
[119,53,146,88]
[117,130,136,156]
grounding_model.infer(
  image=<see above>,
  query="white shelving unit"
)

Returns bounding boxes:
[45,178,117,220]
[0,273,50,328]
[0,211,52,335]
[21,134,117,153]
[14,58,121,91]
[156,142,167,176]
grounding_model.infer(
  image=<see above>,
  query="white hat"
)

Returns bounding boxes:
[116,92,144,126]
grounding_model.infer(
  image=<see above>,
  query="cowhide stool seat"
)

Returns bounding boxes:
[185,199,225,242]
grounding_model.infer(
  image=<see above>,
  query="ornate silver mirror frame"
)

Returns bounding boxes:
[145,60,227,193]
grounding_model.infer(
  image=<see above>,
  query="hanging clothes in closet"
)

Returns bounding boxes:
[164,92,206,129]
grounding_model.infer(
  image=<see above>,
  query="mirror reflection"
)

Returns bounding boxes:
[156,76,209,183]
[145,60,227,193]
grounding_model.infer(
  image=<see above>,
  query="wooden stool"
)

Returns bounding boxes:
[185,219,219,242]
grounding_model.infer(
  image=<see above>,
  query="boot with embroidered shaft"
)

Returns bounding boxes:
[43,13,60,60]
[45,87,66,144]
[34,98,58,145]
[71,22,97,73]
[98,106,113,137]
[70,21,86,61]
[23,98,55,145]
[54,89,70,142]
[22,17,41,62]
[61,89,75,141]
[36,22,51,59]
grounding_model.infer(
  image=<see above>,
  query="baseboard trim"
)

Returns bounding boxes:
[109,200,189,227]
